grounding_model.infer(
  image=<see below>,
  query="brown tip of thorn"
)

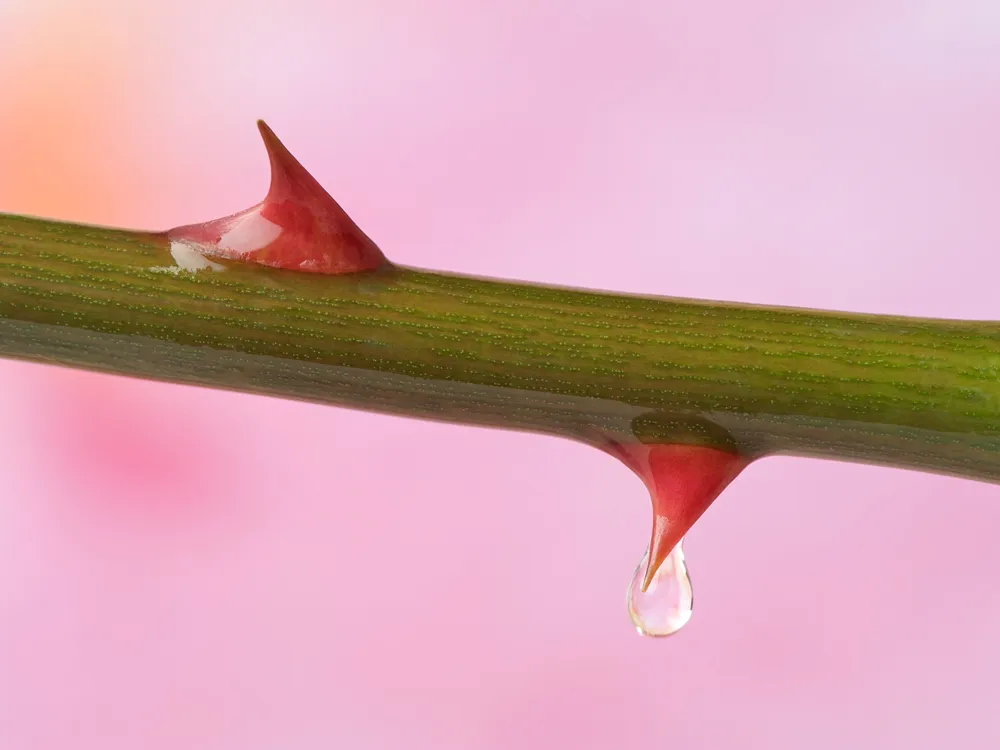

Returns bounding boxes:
[167,121,389,275]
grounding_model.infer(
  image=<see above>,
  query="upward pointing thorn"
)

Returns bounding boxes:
[167,120,389,275]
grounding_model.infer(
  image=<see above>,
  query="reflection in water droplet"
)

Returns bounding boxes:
[626,538,693,637]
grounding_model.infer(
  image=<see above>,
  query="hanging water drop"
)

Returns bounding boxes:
[601,441,748,638]
[626,538,693,637]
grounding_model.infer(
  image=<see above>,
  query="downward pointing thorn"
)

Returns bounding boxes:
[612,443,750,593]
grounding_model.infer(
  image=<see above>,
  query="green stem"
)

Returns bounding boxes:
[2,212,999,480]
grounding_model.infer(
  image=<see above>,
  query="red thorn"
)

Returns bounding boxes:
[613,443,749,592]
[167,120,388,274]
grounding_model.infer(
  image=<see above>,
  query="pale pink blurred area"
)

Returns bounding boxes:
[2,0,1000,747]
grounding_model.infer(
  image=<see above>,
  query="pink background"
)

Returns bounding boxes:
[2,1,1000,747]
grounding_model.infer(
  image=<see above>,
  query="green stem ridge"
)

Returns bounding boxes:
[2,212,999,480]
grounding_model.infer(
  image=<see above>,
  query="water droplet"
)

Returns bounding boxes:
[626,538,693,637]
